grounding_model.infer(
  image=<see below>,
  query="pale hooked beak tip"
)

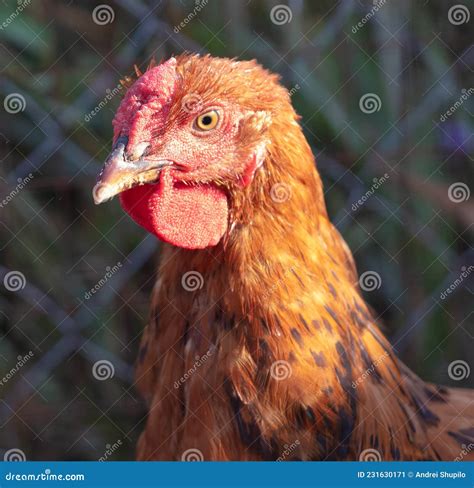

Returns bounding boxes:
[92,183,115,205]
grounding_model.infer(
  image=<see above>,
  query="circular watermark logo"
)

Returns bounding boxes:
[270,360,292,381]
[4,448,26,461]
[448,182,470,203]
[448,360,470,381]
[181,93,204,114]
[448,5,470,25]
[92,4,115,25]
[3,271,26,292]
[359,448,382,461]
[181,448,204,461]
[359,93,382,114]
[181,271,204,292]
[92,360,115,381]
[359,271,382,292]
[270,5,293,25]
[4,93,26,114]
[270,183,291,203]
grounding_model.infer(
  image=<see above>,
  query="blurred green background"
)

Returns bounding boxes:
[0,0,472,460]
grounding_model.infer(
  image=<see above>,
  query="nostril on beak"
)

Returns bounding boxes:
[126,141,150,161]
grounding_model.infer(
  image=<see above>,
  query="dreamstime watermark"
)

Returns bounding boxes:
[174,349,213,389]
[92,4,115,25]
[276,439,300,461]
[448,4,470,25]
[181,448,204,461]
[4,470,84,481]
[351,0,387,34]
[3,271,26,292]
[261,266,296,301]
[270,360,292,381]
[3,448,26,462]
[448,182,470,203]
[359,93,382,114]
[359,271,382,292]
[270,5,293,25]
[359,448,382,461]
[0,173,34,208]
[351,173,390,211]
[0,0,32,31]
[454,443,474,461]
[288,84,300,97]
[92,360,115,381]
[440,265,473,300]
[3,93,26,114]
[0,351,34,387]
[270,182,292,203]
[440,87,473,122]
[173,0,209,33]
[98,439,122,461]
[84,262,122,299]
[181,271,204,291]
[448,360,470,381]
[352,351,389,389]
[84,84,123,122]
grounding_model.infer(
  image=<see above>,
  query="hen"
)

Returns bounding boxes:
[93,54,474,461]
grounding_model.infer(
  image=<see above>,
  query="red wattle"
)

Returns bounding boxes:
[119,169,228,249]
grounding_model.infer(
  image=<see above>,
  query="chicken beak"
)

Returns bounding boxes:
[93,136,172,205]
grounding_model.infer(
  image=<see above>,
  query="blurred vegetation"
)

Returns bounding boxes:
[0,0,472,460]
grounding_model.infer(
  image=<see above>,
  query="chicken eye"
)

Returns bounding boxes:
[195,110,219,131]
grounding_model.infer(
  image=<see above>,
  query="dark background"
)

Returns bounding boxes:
[0,0,472,461]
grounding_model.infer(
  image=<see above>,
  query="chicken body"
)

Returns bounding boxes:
[95,55,474,461]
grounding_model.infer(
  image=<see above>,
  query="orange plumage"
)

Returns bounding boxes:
[95,54,474,461]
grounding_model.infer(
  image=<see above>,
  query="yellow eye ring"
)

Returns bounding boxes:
[195,110,220,131]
